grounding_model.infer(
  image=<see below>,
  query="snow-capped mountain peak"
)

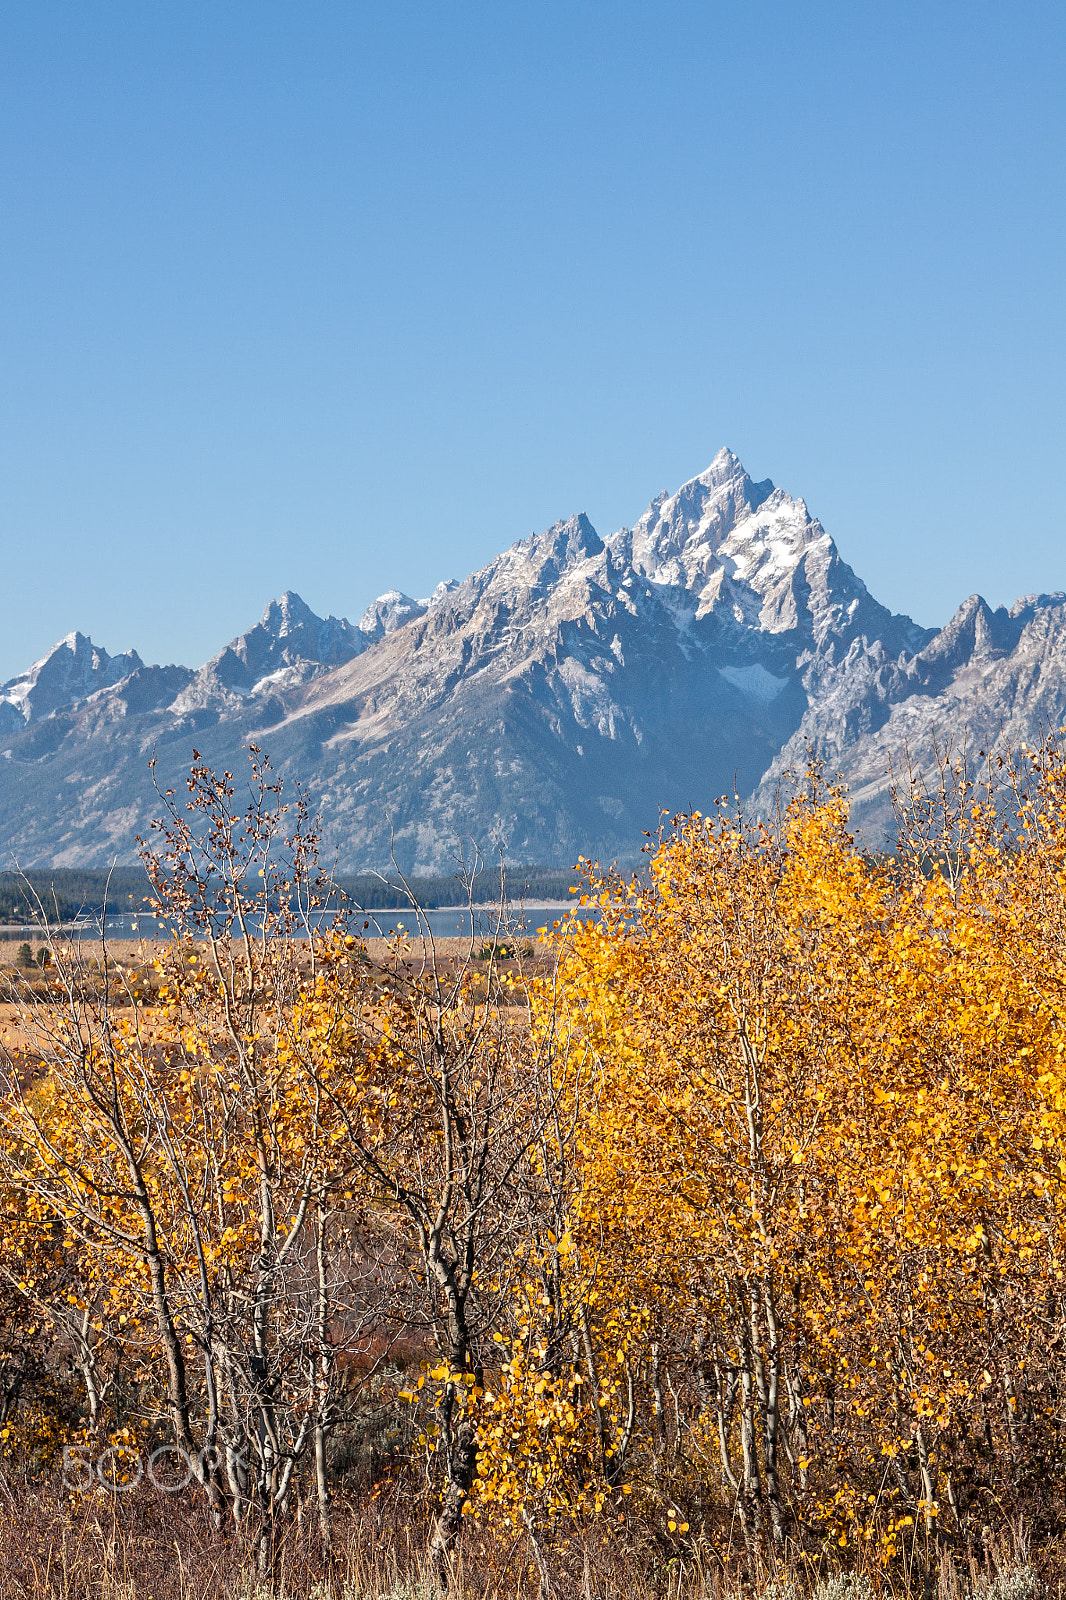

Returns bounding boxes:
[262,590,318,635]
[420,579,461,608]
[622,448,775,585]
[167,592,367,714]
[359,590,428,641]
[611,450,922,652]
[0,631,143,730]
[252,590,363,669]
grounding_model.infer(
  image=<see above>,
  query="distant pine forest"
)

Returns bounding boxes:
[0,863,580,926]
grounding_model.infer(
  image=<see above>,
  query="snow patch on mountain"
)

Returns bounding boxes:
[719,663,790,704]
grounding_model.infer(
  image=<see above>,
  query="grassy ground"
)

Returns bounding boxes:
[0,932,550,1049]
[0,1483,1050,1600]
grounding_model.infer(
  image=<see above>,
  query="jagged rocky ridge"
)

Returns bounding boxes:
[1,448,1061,870]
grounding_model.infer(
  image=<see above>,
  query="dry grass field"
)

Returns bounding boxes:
[0,931,551,1052]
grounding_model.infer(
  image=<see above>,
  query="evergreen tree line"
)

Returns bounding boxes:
[0,864,579,927]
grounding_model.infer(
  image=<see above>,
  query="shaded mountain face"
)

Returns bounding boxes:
[0,448,1058,870]
[753,590,1066,835]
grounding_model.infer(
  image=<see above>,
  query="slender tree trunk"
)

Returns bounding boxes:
[915,1422,937,1535]
[737,1308,763,1545]
[522,1506,557,1600]
[758,1276,787,1546]
[650,1342,667,1461]
[428,1378,481,1589]
[315,1203,333,1558]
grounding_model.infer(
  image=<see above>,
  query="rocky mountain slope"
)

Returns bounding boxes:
[1,448,1060,870]
[753,589,1066,831]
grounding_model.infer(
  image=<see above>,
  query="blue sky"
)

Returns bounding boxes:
[1,1,1064,679]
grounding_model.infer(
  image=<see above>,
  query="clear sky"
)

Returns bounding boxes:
[1,1,1064,681]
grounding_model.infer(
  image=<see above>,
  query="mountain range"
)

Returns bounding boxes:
[3,447,1064,872]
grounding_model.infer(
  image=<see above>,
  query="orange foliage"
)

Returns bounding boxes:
[5,743,1066,1575]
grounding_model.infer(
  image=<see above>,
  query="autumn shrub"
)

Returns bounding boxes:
[4,743,1066,1592]
[545,744,1066,1568]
